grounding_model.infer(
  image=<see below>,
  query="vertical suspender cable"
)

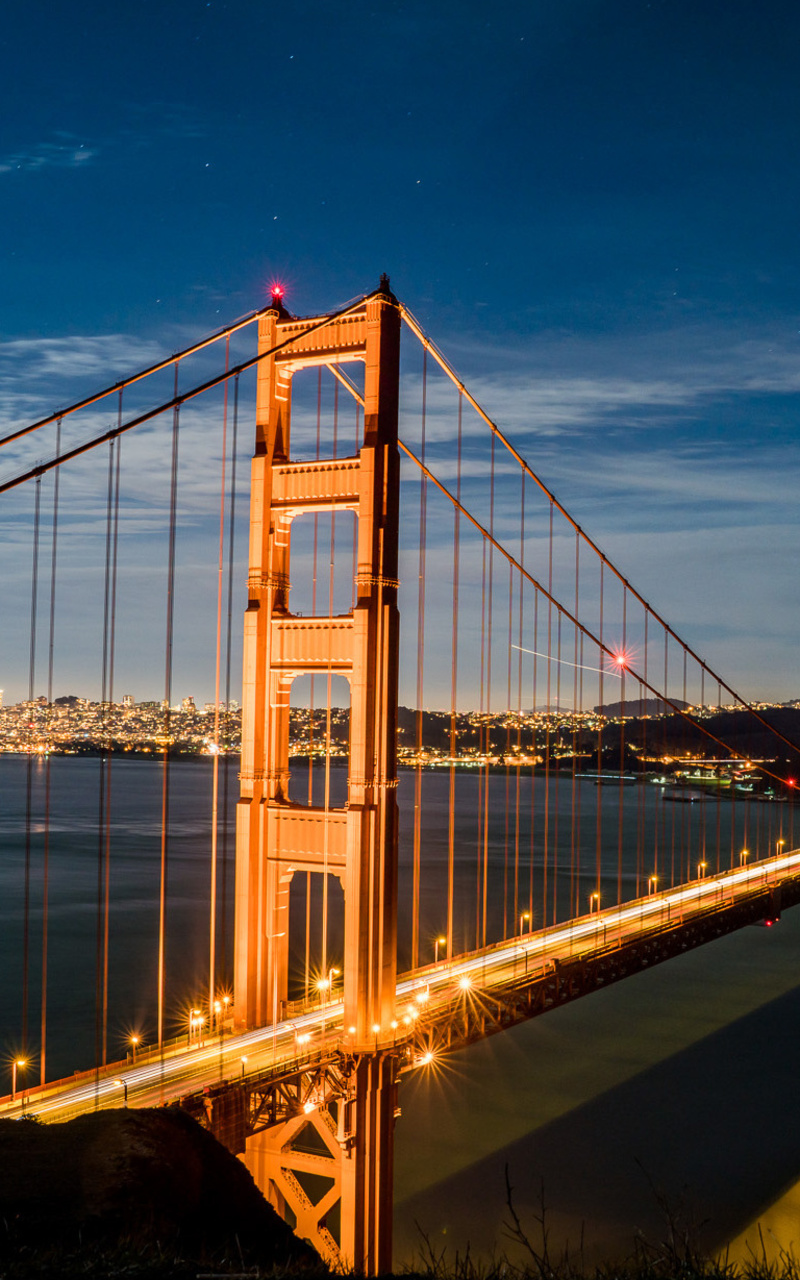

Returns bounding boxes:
[23,475,42,1062]
[543,502,553,927]
[553,608,562,924]
[95,443,114,1074]
[514,473,525,931]
[477,538,487,950]
[103,425,121,1063]
[412,351,428,969]
[617,585,627,905]
[571,531,580,916]
[158,368,181,1049]
[41,418,61,1084]
[447,392,463,960]
[504,558,513,937]
[641,610,650,891]
[595,563,604,901]
[209,338,231,1023]
[529,589,538,924]
[221,373,240,989]
[306,371,322,997]
[321,381,339,989]
[483,433,495,947]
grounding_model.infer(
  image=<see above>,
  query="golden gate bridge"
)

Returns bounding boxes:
[0,277,798,1272]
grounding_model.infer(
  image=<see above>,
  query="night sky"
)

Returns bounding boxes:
[2,0,800,702]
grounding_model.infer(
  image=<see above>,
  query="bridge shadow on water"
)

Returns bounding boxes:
[394,911,800,1268]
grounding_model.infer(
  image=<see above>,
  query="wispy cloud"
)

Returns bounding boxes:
[0,134,98,175]
[0,102,206,181]
[0,334,165,381]
[1,317,798,702]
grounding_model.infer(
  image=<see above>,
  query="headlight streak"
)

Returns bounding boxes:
[7,848,798,1122]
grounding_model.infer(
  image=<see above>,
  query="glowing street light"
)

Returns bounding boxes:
[129,1034,139,1063]
[519,911,530,935]
[778,839,786,856]
[590,893,600,913]
[647,876,658,895]
[240,1055,248,1078]
[372,1022,381,1052]
[113,1078,128,1107]
[188,1009,205,1047]
[434,936,446,965]
[11,1058,26,1102]
[698,862,707,879]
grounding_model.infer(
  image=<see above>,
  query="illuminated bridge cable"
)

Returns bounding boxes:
[397,439,794,792]
[595,561,604,905]
[306,370,323,998]
[0,304,276,451]
[158,371,181,1052]
[412,350,428,970]
[477,539,486,950]
[22,473,42,1064]
[397,304,800,762]
[41,417,61,1085]
[571,530,580,916]
[447,391,463,961]
[484,431,495,946]
[95,438,117,1075]
[209,337,231,1024]
[221,372,240,988]
[0,293,380,497]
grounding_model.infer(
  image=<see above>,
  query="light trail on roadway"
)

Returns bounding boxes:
[2,847,797,1124]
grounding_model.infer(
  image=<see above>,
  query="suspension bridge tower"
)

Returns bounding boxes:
[234,277,401,1271]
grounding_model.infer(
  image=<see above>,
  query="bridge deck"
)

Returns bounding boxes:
[3,848,797,1125]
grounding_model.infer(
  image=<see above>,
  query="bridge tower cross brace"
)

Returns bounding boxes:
[234,283,400,1271]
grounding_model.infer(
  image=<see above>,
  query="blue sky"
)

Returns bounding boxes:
[1,0,799,705]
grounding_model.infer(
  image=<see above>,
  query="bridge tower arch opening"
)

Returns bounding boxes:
[233,279,401,1272]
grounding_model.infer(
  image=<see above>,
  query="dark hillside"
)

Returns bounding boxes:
[0,1107,320,1277]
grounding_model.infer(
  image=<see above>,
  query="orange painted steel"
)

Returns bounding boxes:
[233,281,401,1273]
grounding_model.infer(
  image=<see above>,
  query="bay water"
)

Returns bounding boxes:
[1,754,798,1265]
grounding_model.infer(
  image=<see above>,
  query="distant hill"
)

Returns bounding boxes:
[596,697,690,718]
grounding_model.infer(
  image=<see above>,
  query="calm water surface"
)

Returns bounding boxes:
[1,756,798,1264]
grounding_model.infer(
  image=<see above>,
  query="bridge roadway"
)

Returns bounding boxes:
[2,847,798,1124]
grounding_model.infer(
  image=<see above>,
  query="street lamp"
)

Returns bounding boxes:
[519,911,530,935]
[434,936,446,965]
[11,1058,26,1102]
[240,1055,248,1078]
[372,1022,380,1051]
[113,1078,128,1107]
[698,862,707,879]
[778,838,786,856]
[647,876,658,895]
[740,848,749,866]
[130,1034,139,1063]
[590,893,600,913]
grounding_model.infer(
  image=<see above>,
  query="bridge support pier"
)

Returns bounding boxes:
[236,1050,398,1272]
